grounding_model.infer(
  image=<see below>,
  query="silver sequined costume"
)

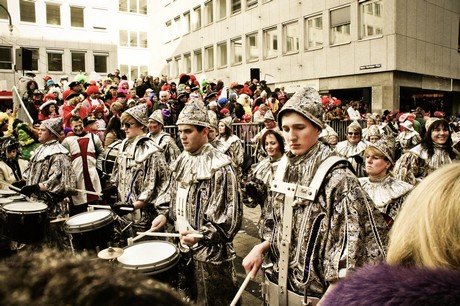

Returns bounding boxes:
[148,131,181,164]
[335,140,368,177]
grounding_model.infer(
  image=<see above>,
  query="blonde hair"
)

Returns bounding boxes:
[387,163,460,269]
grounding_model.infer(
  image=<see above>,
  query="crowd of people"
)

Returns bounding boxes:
[0,70,459,305]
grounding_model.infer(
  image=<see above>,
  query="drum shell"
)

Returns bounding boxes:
[103,140,122,176]
[1,202,48,244]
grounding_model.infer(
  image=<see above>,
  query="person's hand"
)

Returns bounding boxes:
[110,203,134,217]
[76,103,82,110]
[151,215,167,232]
[20,184,39,197]
[242,242,269,279]
[12,180,26,189]
[101,185,118,200]
[180,229,202,247]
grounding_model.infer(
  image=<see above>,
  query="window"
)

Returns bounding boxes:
[184,12,190,34]
[130,31,138,47]
[173,16,180,38]
[130,0,138,13]
[140,32,148,48]
[246,32,258,61]
[93,8,108,30]
[119,30,128,47]
[194,49,202,72]
[174,56,181,77]
[217,42,227,67]
[305,15,323,49]
[139,0,147,14]
[217,0,226,20]
[263,27,278,58]
[165,21,172,41]
[46,3,61,25]
[205,46,214,70]
[0,0,8,20]
[140,65,148,77]
[184,53,191,73]
[192,6,201,31]
[166,59,173,78]
[247,0,258,9]
[204,1,213,25]
[0,46,12,70]
[20,0,36,23]
[119,0,128,11]
[71,51,86,72]
[130,66,139,80]
[330,6,351,44]
[231,0,241,14]
[120,64,129,77]
[119,0,147,14]
[360,0,383,39]
[47,50,63,72]
[283,21,299,54]
[29,48,39,71]
[71,7,84,28]
[231,37,242,65]
[94,53,108,73]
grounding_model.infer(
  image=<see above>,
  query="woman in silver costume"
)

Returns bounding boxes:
[395,120,421,153]
[335,121,368,177]
[217,116,244,177]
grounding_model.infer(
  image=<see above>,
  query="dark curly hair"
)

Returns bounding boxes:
[421,119,456,159]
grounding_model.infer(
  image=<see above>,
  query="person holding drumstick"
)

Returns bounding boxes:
[152,98,242,306]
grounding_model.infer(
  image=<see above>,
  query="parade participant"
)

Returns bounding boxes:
[82,85,109,117]
[0,136,28,189]
[61,116,104,216]
[62,91,89,128]
[362,114,384,141]
[155,98,242,306]
[242,87,388,304]
[359,139,413,226]
[321,163,460,306]
[335,121,368,177]
[217,116,245,178]
[105,104,171,245]
[251,110,283,162]
[366,125,381,143]
[395,120,421,153]
[242,130,284,240]
[38,100,59,121]
[20,117,76,249]
[394,118,460,185]
[147,109,181,164]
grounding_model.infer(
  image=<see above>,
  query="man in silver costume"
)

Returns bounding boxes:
[105,104,171,246]
[243,87,388,305]
[147,109,181,164]
[21,117,76,249]
[154,98,242,306]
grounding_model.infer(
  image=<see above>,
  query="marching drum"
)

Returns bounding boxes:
[1,202,48,244]
[64,209,117,252]
[117,241,180,285]
[103,140,122,177]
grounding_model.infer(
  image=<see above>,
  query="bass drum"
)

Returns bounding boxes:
[103,140,122,177]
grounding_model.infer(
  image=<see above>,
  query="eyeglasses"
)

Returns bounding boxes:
[348,132,361,136]
[122,122,137,129]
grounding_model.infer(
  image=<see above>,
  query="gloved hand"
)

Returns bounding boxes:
[20,184,39,197]
[110,203,135,217]
[12,180,26,189]
[353,155,364,164]
[245,180,265,200]
[101,185,118,200]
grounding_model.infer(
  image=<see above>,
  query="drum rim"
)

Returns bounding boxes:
[64,209,116,233]
[2,202,48,213]
[117,241,180,272]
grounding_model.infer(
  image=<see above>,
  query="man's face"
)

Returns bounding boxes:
[148,119,162,135]
[179,124,207,153]
[88,121,99,132]
[208,127,217,142]
[122,120,144,140]
[90,92,100,100]
[159,93,168,103]
[264,120,276,129]
[38,124,54,143]
[281,112,320,156]
[71,119,84,136]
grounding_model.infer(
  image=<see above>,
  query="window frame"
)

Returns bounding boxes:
[282,21,299,55]
[47,49,64,72]
[246,32,259,62]
[71,51,86,73]
[204,45,214,71]
[230,37,243,65]
[304,14,323,50]
[330,6,351,45]
[94,52,108,73]
[359,0,383,40]
[217,41,228,68]
[0,46,12,70]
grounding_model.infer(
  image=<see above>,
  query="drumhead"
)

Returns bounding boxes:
[117,241,179,271]
[3,202,48,213]
[65,210,115,232]
[0,198,13,205]
[0,190,18,196]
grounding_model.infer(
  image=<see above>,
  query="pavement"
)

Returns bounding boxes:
[233,205,264,305]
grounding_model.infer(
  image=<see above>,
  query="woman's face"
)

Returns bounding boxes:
[49,105,56,113]
[369,135,380,143]
[431,125,449,145]
[6,148,17,160]
[347,129,362,144]
[218,122,226,135]
[366,118,376,128]
[264,134,282,160]
[365,152,390,178]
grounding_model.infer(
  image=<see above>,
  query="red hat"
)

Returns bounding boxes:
[43,75,52,82]
[42,93,56,102]
[220,108,230,115]
[86,85,100,96]
[62,89,74,101]
[242,114,252,120]
[92,105,105,113]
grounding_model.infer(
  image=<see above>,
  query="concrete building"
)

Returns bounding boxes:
[155,0,460,114]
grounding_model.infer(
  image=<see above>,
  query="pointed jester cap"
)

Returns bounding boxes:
[277,87,323,129]
[176,97,210,128]
[125,104,149,127]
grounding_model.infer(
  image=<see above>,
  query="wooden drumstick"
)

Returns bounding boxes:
[74,188,103,196]
[230,273,252,306]
[88,204,133,211]
[127,228,155,246]
[135,231,204,239]
[0,180,21,192]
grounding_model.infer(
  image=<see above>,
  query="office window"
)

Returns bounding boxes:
[0,0,8,20]
[217,0,226,20]
[131,66,139,80]
[192,6,201,31]
[263,27,278,58]
[94,53,108,73]
[184,53,191,73]
[140,65,148,77]
[93,8,108,30]
[173,16,180,39]
[166,59,173,79]
[71,7,84,28]
[174,56,181,77]
[20,0,36,23]
[47,50,63,72]
[204,1,213,25]
[166,21,172,41]
[194,49,202,72]
[305,15,323,49]
[217,42,227,67]
[283,21,299,54]
[330,6,350,44]
[360,0,383,39]
[140,32,148,48]
[46,3,61,25]
[246,32,258,61]
[130,0,138,13]
[205,46,214,70]
[119,0,128,11]
[139,0,147,14]
[120,30,128,47]
[184,12,190,34]
[119,0,146,14]
[71,51,86,72]
[29,48,39,71]
[247,0,258,9]
[231,0,241,14]
[0,46,12,70]
[130,31,138,47]
[231,37,242,65]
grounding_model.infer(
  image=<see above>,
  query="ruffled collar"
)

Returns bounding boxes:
[359,175,413,207]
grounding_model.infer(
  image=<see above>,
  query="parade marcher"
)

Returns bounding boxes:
[394,118,460,185]
[359,138,413,226]
[251,110,283,162]
[0,136,28,189]
[242,87,388,305]
[61,116,104,216]
[217,116,245,178]
[395,120,421,153]
[147,109,181,164]
[105,104,171,246]
[62,91,89,128]
[335,121,368,177]
[155,98,242,306]
[20,118,76,249]
[366,125,381,143]
[242,130,284,240]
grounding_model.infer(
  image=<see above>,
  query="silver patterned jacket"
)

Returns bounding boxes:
[335,140,368,177]
[148,131,181,164]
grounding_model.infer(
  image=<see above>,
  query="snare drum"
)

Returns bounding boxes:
[103,140,122,176]
[0,189,18,197]
[64,209,117,252]
[117,241,180,285]
[1,202,48,244]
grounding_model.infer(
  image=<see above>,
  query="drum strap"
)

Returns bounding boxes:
[175,183,193,234]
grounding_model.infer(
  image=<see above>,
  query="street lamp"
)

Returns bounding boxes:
[0,4,13,33]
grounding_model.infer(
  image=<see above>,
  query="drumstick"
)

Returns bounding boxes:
[230,273,252,306]
[74,188,103,196]
[88,204,133,211]
[135,231,204,239]
[127,228,155,246]
[0,180,21,192]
